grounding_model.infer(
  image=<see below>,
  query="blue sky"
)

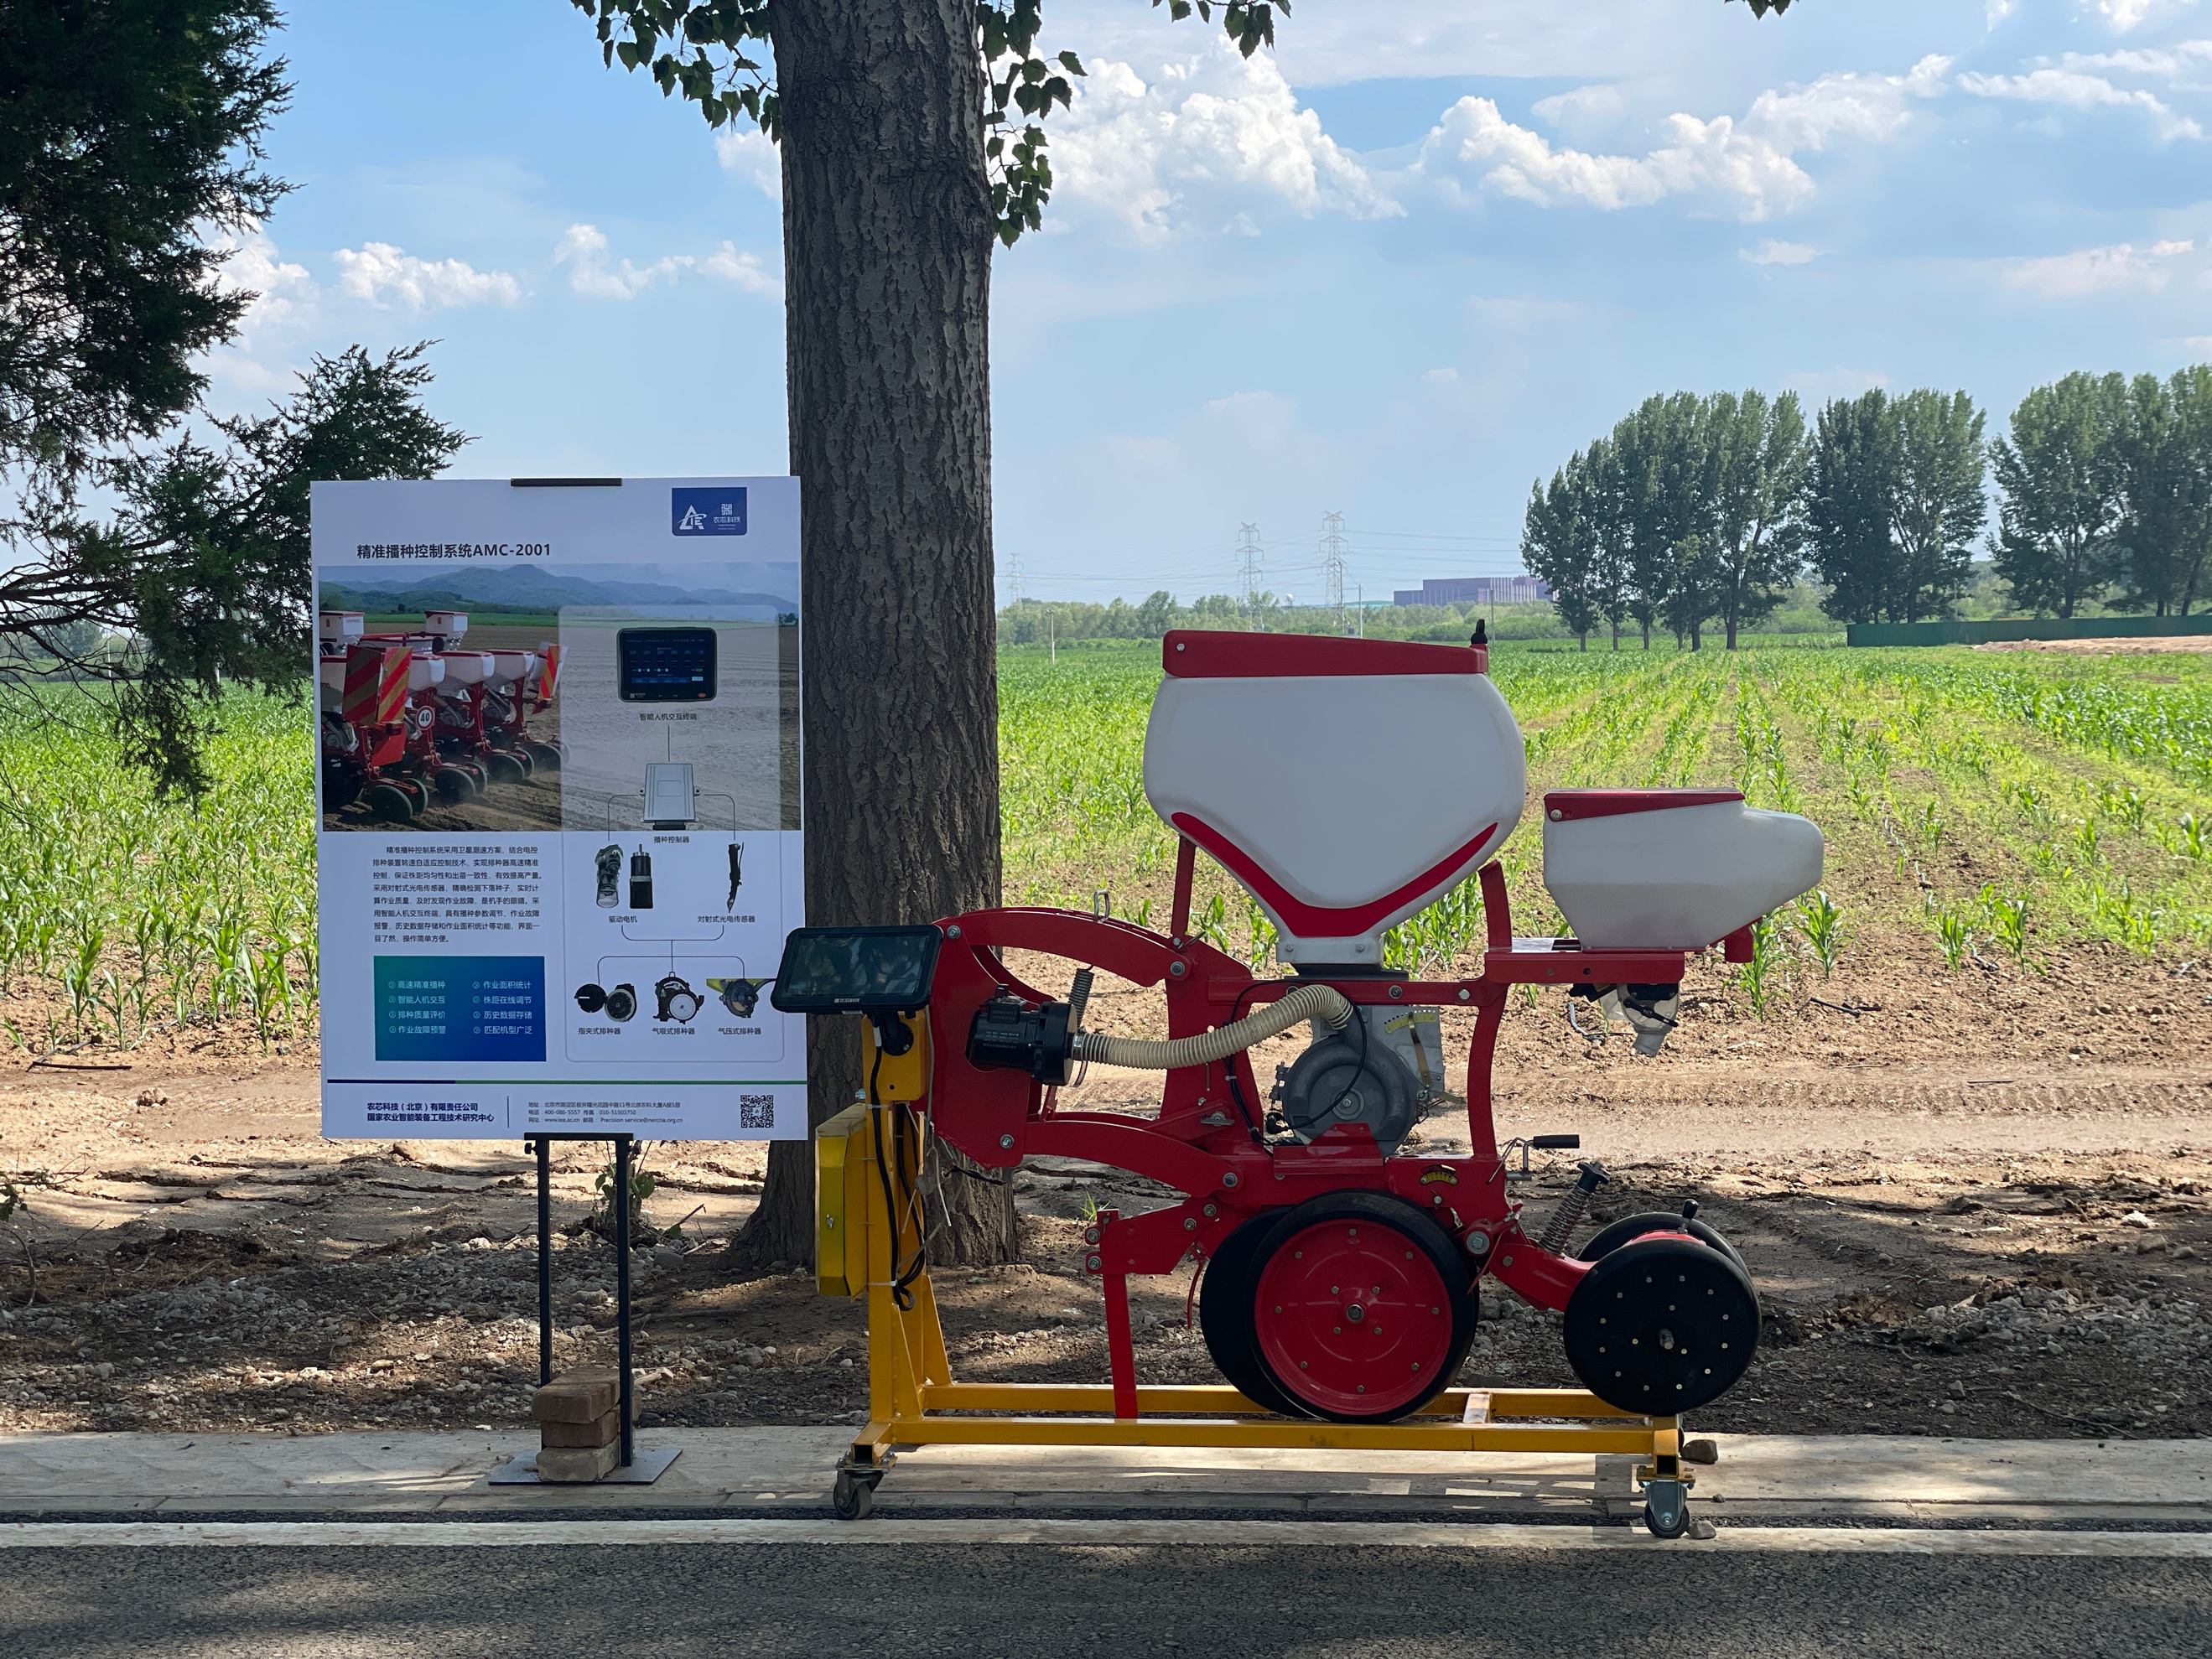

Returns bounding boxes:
[219,0,2212,605]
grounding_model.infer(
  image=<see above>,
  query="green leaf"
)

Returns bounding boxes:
[1057,50,1086,75]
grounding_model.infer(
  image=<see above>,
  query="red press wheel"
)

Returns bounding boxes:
[1249,1190,1476,1423]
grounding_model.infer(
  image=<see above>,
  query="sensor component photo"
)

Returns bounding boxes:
[616,626,717,702]
[594,843,621,908]
[628,846,653,910]
[654,973,703,1024]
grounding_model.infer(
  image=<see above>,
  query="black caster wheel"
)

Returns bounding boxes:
[1643,1478,1696,1539]
[1643,1501,1690,1539]
[831,1469,875,1521]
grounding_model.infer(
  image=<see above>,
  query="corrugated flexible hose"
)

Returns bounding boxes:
[1069,982,1354,1071]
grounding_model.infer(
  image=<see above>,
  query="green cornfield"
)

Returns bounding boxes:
[0,691,316,1050]
[3,637,2209,1051]
[1001,638,2212,977]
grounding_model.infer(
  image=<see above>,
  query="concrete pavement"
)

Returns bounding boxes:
[2,1427,2209,1526]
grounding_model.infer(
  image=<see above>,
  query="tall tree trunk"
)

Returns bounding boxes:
[740,0,1016,1269]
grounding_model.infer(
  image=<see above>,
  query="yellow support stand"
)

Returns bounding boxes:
[817,1104,1696,1521]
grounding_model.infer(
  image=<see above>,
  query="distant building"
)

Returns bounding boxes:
[1391,576,1551,608]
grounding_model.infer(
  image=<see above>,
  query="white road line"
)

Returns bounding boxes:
[0,1520,2209,1554]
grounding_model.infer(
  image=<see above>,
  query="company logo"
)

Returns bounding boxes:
[671,487,747,537]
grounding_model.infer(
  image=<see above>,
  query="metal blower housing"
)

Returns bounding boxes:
[1275,1030,1420,1154]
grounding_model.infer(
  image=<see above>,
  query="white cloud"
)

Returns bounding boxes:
[332,242,522,311]
[557,224,780,300]
[1415,57,1948,222]
[1531,84,1628,138]
[2095,0,2200,29]
[1743,239,1819,265]
[714,127,781,199]
[2047,40,2212,75]
[1048,45,1399,241]
[699,241,780,293]
[2002,237,2196,297]
[214,226,316,329]
[1956,67,2203,139]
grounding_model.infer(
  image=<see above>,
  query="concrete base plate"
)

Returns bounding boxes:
[487,1447,682,1486]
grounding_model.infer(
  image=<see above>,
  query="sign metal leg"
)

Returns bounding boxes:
[535,1135,553,1386]
[614,1133,634,1469]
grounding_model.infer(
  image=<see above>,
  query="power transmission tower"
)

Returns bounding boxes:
[1007,545,1025,604]
[1320,511,1348,635]
[1237,522,1264,630]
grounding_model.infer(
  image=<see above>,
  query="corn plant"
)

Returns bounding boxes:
[1987,894,2032,967]
[1796,889,1843,977]
[1736,913,1788,1018]
[1934,911,1971,972]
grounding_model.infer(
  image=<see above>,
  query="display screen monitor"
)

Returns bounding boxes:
[769,925,942,1014]
[617,626,718,702]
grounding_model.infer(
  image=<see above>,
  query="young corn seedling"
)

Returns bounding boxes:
[1988,894,2032,967]
[1796,889,1843,977]
[1737,913,1788,1019]
[1935,911,1971,972]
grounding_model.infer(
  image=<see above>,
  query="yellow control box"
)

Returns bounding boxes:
[814,1103,870,1298]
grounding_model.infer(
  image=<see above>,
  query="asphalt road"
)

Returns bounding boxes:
[4,1539,2209,1658]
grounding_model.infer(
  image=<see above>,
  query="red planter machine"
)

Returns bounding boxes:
[792,630,1825,1533]
[317,609,563,821]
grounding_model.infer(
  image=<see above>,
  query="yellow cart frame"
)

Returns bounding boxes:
[817,1105,1697,1521]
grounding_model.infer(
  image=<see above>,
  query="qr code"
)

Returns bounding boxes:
[739,1093,776,1131]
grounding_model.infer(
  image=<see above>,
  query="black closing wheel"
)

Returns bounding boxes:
[1580,1211,1747,1277]
[1200,1211,1311,1418]
[1563,1233,1759,1414]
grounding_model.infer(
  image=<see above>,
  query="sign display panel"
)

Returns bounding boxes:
[311,477,804,1140]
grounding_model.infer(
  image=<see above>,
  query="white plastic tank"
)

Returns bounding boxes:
[406,653,447,692]
[423,610,470,640]
[487,651,537,687]
[1144,631,1524,963]
[318,611,364,647]
[436,651,494,687]
[1541,791,1824,950]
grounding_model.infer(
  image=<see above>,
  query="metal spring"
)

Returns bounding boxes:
[1536,1172,1599,1255]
